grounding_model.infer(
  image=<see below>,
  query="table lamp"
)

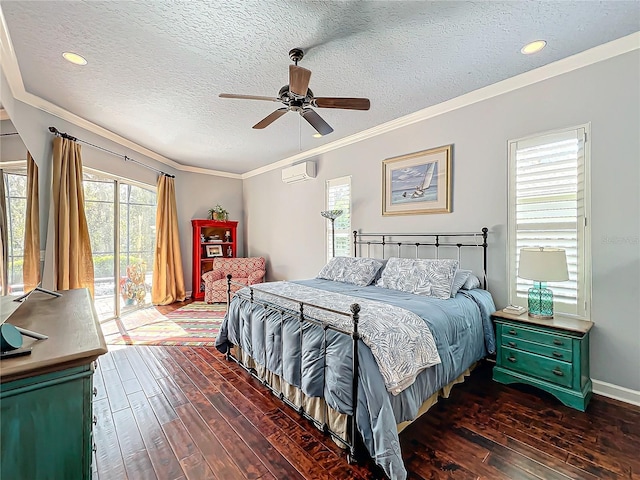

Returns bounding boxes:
[320,210,343,258]
[518,247,569,319]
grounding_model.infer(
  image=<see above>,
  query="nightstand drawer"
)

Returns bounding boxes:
[502,324,572,352]
[501,347,573,388]
[501,337,572,362]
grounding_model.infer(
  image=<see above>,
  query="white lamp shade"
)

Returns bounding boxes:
[518,247,569,282]
[320,209,343,220]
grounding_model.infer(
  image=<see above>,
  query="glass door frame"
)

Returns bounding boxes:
[1,161,28,296]
[84,167,156,322]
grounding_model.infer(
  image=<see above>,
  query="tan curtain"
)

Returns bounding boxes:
[52,136,94,296]
[23,152,40,292]
[0,169,8,295]
[152,175,185,305]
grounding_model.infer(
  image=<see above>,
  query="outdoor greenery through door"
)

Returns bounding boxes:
[83,171,157,334]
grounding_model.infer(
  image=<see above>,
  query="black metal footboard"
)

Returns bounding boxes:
[223,275,362,463]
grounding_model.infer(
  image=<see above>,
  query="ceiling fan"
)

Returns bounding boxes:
[219,48,370,136]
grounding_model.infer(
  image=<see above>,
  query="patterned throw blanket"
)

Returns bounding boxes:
[244,281,442,395]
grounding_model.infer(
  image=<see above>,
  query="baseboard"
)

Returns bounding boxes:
[592,379,640,407]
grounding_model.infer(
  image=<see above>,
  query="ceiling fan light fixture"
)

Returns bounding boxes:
[520,40,547,55]
[62,52,87,65]
[219,48,369,135]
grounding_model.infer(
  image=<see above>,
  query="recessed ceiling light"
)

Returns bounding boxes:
[521,40,547,55]
[62,52,87,65]
[312,133,323,138]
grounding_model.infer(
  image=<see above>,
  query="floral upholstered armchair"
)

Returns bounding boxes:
[202,257,266,303]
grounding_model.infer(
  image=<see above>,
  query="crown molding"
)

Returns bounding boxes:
[0,8,20,100]
[175,163,242,179]
[242,31,640,180]
[0,8,241,180]
[1,4,637,182]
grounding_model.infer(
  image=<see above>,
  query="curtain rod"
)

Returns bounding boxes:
[1,132,20,137]
[48,126,175,178]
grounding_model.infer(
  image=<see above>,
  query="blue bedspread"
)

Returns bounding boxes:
[216,279,495,480]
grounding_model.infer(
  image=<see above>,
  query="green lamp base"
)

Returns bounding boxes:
[0,323,24,351]
[528,281,554,319]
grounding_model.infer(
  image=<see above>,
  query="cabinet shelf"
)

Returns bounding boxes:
[191,219,238,301]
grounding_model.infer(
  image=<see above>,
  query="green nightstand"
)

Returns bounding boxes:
[492,309,594,412]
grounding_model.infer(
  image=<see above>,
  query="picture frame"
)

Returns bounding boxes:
[205,244,223,257]
[382,144,452,216]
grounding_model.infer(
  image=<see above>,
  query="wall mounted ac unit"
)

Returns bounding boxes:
[281,161,317,184]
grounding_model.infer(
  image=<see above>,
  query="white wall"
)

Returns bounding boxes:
[244,51,640,393]
[175,171,244,294]
[1,70,244,294]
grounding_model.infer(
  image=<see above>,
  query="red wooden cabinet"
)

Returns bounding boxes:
[191,219,238,300]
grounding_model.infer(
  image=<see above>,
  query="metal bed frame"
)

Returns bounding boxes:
[222,227,489,464]
[353,227,489,289]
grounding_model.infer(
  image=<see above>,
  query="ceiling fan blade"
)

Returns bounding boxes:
[219,93,280,102]
[301,109,333,136]
[253,108,289,129]
[289,65,312,97]
[313,97,370,110]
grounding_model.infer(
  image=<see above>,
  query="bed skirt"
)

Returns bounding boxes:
[231,345,473,445]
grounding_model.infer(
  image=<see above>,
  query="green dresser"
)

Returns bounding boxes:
[492,310,593,412]
[1,289,107,479]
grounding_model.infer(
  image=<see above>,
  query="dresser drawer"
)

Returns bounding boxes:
[501,324,572,352]
[502,336,572,362]
[501,346,573,388]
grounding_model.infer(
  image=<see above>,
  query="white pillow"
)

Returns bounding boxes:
[379,257,459,299]
[317,257,384,286]
[450,269,472,297]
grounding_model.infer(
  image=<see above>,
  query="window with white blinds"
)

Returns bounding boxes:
[326,176,352,262]
[508,125,591,318]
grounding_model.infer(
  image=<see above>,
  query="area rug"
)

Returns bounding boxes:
[107,302,226,346]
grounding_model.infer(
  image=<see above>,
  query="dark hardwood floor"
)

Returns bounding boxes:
[93,338,640,479]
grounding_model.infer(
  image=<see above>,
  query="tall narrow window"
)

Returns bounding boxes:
[2,169,27,294]
[326,176,351,262]
[508,125,590,318]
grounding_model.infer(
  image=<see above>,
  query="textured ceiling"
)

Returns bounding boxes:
[2,1,639,174]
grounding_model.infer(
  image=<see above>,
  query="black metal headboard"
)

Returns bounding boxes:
[352,227,489,289]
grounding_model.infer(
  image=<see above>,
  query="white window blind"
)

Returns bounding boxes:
[508,126,590,318]
[326,176,352,262]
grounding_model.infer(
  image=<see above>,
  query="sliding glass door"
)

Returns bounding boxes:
[119,182,156,315]
[2,168,27,295]
[83,170,156,321]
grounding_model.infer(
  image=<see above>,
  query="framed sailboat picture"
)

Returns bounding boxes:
[382,144,452,215]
